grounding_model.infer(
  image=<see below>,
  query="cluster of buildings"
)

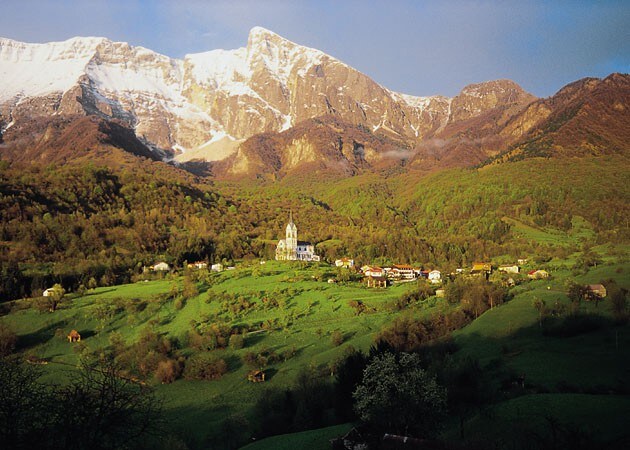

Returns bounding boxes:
[359,264,443,288]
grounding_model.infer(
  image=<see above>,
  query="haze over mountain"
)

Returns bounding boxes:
[0,27,628,178]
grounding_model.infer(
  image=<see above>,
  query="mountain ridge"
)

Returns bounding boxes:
[0,29,627,179]
[0,28,535,166]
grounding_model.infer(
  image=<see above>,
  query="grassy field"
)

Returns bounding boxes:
[2,251,629,449]
[1,261,425,447]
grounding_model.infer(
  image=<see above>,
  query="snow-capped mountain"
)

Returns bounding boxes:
[0,27,534,163]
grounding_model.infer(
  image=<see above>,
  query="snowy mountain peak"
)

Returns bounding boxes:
[0,28,533,167]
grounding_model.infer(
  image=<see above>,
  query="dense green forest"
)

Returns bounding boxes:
[1,155,629,300]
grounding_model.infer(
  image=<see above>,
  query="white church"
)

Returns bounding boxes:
[275,213,320,262]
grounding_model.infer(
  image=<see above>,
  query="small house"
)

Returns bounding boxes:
[211,263,224,272]
[42,288,54,297]
[152,262,170,272]
[365,275,387,288]
[335,258,355,268]
[362,266,385,278]
[428,270,442,284]
[247,370,265,383]
[67,330,81,343]
[527,269,549,279]
[471,262,492,275]
[586,284,607,298]
[498,264,520,274]
[187,261,208,269]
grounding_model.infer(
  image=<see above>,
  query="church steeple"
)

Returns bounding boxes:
[285,210,297,251]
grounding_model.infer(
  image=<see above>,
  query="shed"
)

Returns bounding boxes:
[247,370,265,383]
[67,330,81,343]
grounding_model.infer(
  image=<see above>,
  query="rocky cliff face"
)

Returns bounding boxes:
[493,73,630,162]
[0,28,534,166]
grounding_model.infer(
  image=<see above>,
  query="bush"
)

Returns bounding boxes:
[174,297,186,310]
[228,334,245,350]
[183,354,228,381]
[155,358,182,384]
[331,330,344,346]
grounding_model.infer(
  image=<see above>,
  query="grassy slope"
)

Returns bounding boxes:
[1,261,425,446]
[449,255,630,444]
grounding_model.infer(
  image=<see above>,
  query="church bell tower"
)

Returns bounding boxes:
[285,211,298,258]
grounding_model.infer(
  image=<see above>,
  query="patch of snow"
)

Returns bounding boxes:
[280,114,292,131]
[0,36,106,101]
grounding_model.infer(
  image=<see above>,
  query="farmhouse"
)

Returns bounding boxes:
[471,262,492,275]
[361,266,385,277]
[527,269,549,279]
[428,270,442,284]
[187,261,208,269]
[335,257,355,268]
[586,284,607,298]
[152,262,170,272]
[498,264,520,274]
[211,263,224,272]
[365,275,387,288]
[391,264,416,280]
[42,288,54,297]
[275,213,320,262]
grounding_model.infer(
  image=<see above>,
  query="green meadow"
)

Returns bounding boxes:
[2,245,629,449]
[1,261,424,446]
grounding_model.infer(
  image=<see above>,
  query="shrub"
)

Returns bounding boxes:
[228,334,245,350]
[183,354,228,381]
[331,330,344,346]
[155,358,182,384]
[174,297,186,310]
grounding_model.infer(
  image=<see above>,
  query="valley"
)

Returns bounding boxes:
[0,20,628,450]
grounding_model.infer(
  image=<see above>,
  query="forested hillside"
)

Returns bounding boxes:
[2,154,628,300]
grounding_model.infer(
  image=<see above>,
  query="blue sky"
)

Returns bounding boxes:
[1,0,628,97]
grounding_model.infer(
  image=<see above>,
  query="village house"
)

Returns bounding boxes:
[187,261,208,270]
[428,270,442,284]
[498,264,520,274]
[471,262,492,275]
[42,288,54,297]
[527,269,549,279]
[362,266,386,278]
[335,257,355,268]
[365,275,387,288]
[586,284,607,298]
[390,264,417,280]
[211,263,224,272]
[275,212,320,262]
[152,262,170,272]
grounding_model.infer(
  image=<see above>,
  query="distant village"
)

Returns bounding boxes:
[133,214,605,301]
